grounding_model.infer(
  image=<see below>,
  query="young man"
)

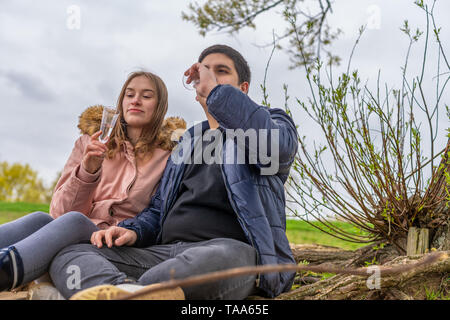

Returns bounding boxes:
[49,44,299,300]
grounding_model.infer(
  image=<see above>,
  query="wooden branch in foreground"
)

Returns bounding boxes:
[118,251,448,300]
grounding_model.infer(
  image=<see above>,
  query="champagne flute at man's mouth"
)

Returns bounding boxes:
[182,71,200,90]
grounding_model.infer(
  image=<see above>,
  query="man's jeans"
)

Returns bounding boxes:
[49,238,258,300]
[0,211,98,285]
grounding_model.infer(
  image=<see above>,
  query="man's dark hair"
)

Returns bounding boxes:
[198,44,251,85]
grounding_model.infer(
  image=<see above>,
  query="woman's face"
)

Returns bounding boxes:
[122,75,157,129]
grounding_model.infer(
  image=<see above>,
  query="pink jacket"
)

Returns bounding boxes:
[49,105,186,229]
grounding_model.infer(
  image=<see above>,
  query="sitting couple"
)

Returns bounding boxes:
[0,44,298,300]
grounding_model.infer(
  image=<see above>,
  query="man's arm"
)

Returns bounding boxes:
[207,84,298,175]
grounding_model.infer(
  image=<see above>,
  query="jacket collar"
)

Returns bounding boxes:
[78,105,186,151]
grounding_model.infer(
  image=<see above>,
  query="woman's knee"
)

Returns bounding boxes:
[28,211,54,226]
[61,211,89,222]
[57,211,96,230]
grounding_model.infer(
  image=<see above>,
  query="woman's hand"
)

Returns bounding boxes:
[81,131,108,174]
[90,226,138,248]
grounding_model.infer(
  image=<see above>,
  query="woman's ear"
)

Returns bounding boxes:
[239,81,249,94]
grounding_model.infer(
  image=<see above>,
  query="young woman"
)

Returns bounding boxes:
[0,71,185,292]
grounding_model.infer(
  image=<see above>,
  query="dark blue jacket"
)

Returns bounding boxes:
[118,85,298,297]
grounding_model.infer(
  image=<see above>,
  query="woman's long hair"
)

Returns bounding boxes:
[106,71,168,159]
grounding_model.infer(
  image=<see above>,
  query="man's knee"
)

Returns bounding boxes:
[180,239,256,267]
[50,243,95,271]
[207,239,256,263]
[56,243,96,257]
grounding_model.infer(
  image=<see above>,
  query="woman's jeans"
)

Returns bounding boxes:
[0,211,98,285]
[49,238,258,300]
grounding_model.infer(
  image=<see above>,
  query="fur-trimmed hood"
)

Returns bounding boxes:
[77,105,186,151]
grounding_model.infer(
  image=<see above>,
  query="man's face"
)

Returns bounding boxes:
[200,53,248,94]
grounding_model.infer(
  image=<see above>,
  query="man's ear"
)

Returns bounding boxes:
[239,81,249,94]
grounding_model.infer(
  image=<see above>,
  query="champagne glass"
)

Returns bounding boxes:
[182,72,200,90]
[99,106,119,144]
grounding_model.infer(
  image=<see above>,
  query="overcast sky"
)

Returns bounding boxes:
[0,0,449,186]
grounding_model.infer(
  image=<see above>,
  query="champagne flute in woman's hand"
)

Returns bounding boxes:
[99,107,119,144]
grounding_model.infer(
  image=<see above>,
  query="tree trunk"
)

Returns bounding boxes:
[407,227,430,256]
[431,215,450,251]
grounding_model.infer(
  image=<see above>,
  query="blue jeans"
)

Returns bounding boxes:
[0,211,98,285]
[49,238,258,300]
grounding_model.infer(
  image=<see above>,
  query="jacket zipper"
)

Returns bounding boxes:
[219,164,257,251]
[219,162,261,288]
[158,142,190,242]
[217,129,258,255]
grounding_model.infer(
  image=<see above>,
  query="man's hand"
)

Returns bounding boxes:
[90,226,137,248]
[184,63,218,104]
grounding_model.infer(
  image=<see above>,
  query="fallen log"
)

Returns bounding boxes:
[276,250,450,300]
[289,244,355,266]
[290,241,404,268]
[117,251,448,300]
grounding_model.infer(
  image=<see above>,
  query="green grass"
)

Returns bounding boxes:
[0,201,371,251]
[286,219,371,251]
[0,201,49,225]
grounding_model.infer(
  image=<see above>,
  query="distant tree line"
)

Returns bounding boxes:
[0,161,59,204]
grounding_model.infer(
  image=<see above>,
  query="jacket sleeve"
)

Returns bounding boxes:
[118,183,162,247]
[207,85,298,175]
[49,135,101,218]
